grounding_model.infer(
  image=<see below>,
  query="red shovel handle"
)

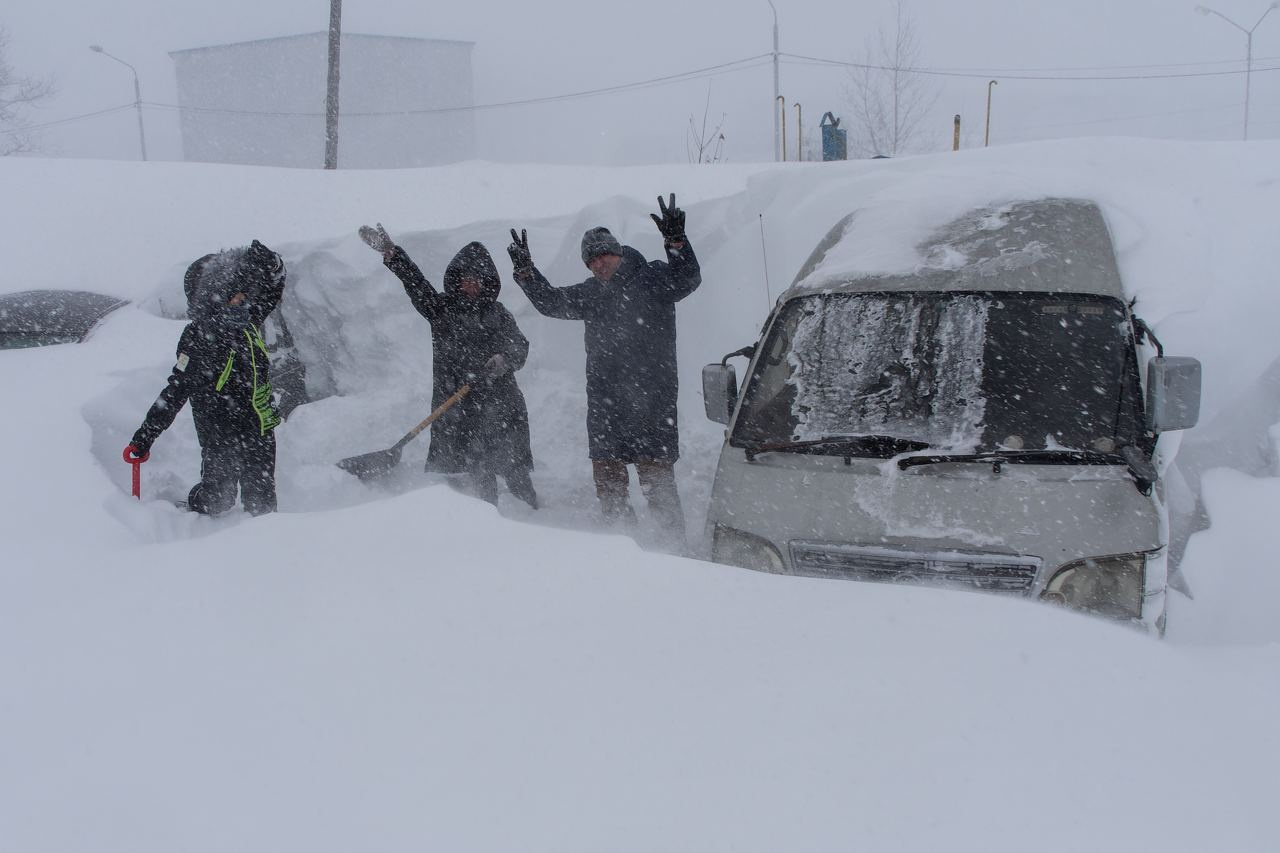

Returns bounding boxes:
[123,445,150,499]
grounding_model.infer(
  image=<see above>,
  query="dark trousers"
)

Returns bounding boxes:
[472,464,539,509]
[591,459,685,537]
[188,431,277,516]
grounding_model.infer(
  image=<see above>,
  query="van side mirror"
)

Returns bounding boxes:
[1146,356,1202,433]
[702,363,738,424]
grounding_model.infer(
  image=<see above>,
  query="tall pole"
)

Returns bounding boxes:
[89,45,147,161]
[324,0,342,169]
[1196,3,1280,140]
[777,95,787,161]
[768,1,780,162]
[984,80,998,147]
[794,102,802,161]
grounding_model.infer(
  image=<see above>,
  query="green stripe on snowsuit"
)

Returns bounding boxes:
[214,327,281,435]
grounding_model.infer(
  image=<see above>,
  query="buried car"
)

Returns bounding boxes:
[0,289,128,349]
[1,285,310,420]
[702,198,1201,631]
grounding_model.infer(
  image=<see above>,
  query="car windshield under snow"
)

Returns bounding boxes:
[733,292,1142,454]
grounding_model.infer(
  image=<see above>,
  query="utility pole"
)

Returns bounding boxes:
[768,0,780,161]
[324,0,342,169]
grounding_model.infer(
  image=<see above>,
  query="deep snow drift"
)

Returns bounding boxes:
[2,139,1279,851]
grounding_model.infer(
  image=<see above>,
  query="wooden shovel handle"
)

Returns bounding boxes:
[393,384,471,451]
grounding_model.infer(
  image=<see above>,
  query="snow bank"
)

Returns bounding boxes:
[3,140,1280,850]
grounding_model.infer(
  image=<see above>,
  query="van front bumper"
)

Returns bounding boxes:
[712,524,1165,629]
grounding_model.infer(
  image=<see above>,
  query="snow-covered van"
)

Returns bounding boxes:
[701,199,1201,631]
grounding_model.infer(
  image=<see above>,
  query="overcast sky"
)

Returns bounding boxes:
[5,0,1280,165]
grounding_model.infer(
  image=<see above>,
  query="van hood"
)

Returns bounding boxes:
[708,446,1163,582]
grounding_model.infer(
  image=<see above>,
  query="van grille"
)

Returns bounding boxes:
[788,541,1041,593]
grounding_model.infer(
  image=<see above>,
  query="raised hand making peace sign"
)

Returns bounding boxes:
[507,228,533,273]
[650,193,686,244]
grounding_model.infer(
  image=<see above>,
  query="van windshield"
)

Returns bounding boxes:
[732,292,1144,454]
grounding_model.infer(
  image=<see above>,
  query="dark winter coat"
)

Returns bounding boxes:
[514,241,701,461]
[384,242,534,477]
[133,247,286,452]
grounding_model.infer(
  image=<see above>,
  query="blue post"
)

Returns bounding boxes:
[820,112,847,161]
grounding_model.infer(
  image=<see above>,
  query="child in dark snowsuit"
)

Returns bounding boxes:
[126,240,286,515]
[359,223,537,508]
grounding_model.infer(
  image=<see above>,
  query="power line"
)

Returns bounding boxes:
[143,54,774,120]
[24,49,1280,141]
[1014,101,1240,132]
[0,103,135,136]
[781,51,1280,81]
[880,55,1280,75]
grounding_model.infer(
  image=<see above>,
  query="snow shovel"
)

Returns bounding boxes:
[122,445,150,499]
[337,384,471,481]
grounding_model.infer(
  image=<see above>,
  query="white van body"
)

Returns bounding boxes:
[702,199,1201,631]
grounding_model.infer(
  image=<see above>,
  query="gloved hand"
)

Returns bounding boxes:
[507,228,533,274]
[650,193,686,244]
[127,431,152,459]
[358,223,395,255]
[485,353,508,377]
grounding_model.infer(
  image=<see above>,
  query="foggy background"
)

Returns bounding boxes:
[4,0,1279,166]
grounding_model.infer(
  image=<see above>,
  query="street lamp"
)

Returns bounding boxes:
[768,0,780,162]
[984,80,998,147]
[89,44,147,161]
[1195,2,1280,140]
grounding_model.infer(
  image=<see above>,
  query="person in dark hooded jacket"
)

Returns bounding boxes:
[359,223,537,508]
[125,240,287,515]
[506,194,700,540]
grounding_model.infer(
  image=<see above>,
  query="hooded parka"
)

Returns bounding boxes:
[514,241,700,461]
[130,243,287,514]
[384,242,534,484]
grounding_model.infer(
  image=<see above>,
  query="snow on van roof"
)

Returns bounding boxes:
[785,197,1127,301]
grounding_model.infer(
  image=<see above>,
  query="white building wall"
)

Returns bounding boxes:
[171,33,475,169]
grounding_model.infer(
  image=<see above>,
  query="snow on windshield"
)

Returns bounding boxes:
[785,295,988,447]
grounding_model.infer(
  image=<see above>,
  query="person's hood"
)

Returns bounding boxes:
[443,242,501,303]
[183,253,216,318]
[188,247,253,327]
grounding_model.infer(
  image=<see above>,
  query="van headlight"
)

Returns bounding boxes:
[1041,553,1146,620]
[713,525,785,573]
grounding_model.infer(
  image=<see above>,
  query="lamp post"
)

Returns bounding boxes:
[768,0,780,161]
[89,44,147,161]
[1195,2,1280,140]
[794,101,802,161]
[984,80,998,147]
[777,95,787,161]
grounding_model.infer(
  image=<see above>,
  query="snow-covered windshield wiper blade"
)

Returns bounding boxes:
[897,446,1159,495]
[743,435,930,461]
[897,449,1122,470]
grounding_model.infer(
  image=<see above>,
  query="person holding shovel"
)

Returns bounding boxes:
[506,194,700,544]
[125,240,287,515]
[359,224,538,508]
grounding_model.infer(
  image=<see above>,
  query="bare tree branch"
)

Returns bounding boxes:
[842,2,939,158]
[687,82,727,164]
[0,27,57,156]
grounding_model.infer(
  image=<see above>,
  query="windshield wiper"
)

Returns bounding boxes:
[743,435,930,461]
[897,446,1158,494]
[897,449,1119,470]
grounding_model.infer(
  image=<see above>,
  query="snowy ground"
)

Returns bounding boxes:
[2,139,1279,851]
